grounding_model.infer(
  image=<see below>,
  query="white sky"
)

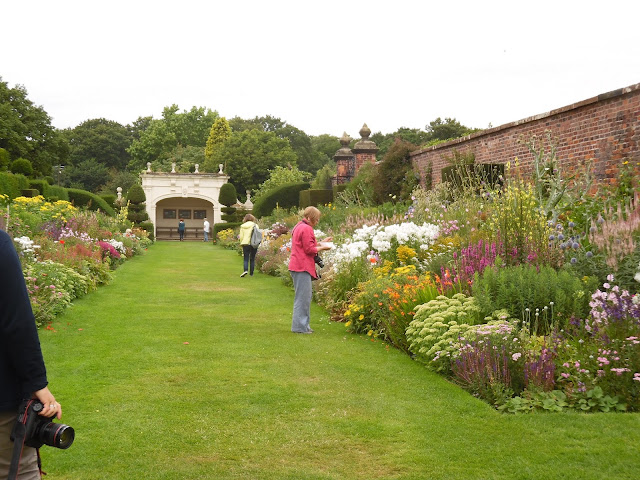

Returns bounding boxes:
[2,0,640,137]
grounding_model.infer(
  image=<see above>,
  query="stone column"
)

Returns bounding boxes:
[352,123,378,174]
[333,132,355,184]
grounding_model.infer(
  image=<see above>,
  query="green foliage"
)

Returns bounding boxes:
[219,183,238,207]
[425,117,480,142]
[101,194,117,207]
[252,182,310,218]
[253,165,311,201]
[44,185,69,202]
[373,139,419,204]
[337,162,377,207]
[471,263,597,332]
[204,117,231,160]
[299,189,333,208]
[127,184,146,204]
[64,158,109,192]
[0,77,69,177]
[213,222,241,238]
[0,148,9,170]
[20,188,39,198]
[202,129,298,195]
[10,157,34,176]
[138,221,155,241]
[64,118,132,170]
[311,162,336,190]
[0,171,29,199]
[67,188,115,216]
[128,104,218,171]
[405,294,482,371]
[28,179,49,196]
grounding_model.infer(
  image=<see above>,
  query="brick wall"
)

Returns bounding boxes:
[410,83,640,187]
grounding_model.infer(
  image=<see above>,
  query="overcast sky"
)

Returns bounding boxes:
[3,0,639,137]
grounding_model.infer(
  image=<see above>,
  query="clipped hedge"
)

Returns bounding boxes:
[45,185,69,202]
[213,222,241,239]
[29,180,50,196]
[0,172,29,199]
[67,188,115,216]
[299,189,333,208]
[252,182,310,218]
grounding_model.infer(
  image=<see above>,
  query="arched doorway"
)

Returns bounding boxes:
[154,197,214,240]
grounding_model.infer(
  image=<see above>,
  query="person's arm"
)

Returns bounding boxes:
[0,231,49,403]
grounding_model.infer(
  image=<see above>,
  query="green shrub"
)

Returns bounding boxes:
[126,184,148,224]
[29,179,49,196]
[127,184,146,204]
[471,263,598,332]
[252,182,310,218]
[45,185,69,202]
[138,221,155,241]
[219,183,238,207]
[101,194,117,208]
[0,171,29,199]
[0,148,9,170]
[300,189,333,208]
[20,189,39,198]
[67,188,115,216]
[10,158,34,177]
[220,206,237,222]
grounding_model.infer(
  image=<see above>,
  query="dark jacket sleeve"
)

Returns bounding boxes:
[0,230,48,410]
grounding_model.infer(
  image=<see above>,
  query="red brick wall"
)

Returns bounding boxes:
[410,83,640,187]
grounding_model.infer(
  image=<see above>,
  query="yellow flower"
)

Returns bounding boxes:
[345,320,352,327]
[359,314,364,320]
[367,330,373,336]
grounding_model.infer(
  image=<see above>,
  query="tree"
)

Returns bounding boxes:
[0,77,69,177]
[204,117,231,161]
[202,129,297,197]
[64,158,109,193]
[425,117,480,142]
[64,118,133,170]
[253,165,311,201]
[228,115,317,174]
[128,105,218,171]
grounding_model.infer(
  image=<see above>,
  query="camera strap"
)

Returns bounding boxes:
[8,399,44,480]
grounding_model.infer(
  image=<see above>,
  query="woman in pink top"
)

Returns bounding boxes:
[288,206,331,334]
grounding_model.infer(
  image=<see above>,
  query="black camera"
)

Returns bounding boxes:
[11,399,75,450]
[314,254,324,269]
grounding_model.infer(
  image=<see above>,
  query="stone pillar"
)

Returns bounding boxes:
[352,123,378,174]
[333,132,355,184]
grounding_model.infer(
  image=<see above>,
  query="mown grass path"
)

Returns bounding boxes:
[41,242,640,479]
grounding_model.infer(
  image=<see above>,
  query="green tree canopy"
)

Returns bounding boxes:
[253,165,311,201]
[65,158,109,192]
[205,117,231,160]
[0,77,69,176]
[63,118,133,170]
[202,129,297,197]
[425,117,480,142]
[128,105,218,171]
[10,158,34,177]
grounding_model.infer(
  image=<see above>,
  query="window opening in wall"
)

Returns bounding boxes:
[193,210,207,219]
[178,209,192,219]
[163,209,177,219]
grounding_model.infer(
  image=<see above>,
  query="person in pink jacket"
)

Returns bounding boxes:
[288,207,331,334]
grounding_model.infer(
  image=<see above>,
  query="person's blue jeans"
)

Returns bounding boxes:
[242,245,257,275]
[290,270,313,333]
[204,231,209,242]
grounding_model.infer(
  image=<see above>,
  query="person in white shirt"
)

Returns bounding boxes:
[203,218,210,242]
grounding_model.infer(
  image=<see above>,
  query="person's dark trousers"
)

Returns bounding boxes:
[242,245,257,275]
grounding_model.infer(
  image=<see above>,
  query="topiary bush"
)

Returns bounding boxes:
[10,158,34,177]
[219,183,238,207]
[126,184,148,225]
[252,181,310,218]
[45,185,69,202]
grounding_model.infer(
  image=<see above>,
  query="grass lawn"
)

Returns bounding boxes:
[39,242,640,479]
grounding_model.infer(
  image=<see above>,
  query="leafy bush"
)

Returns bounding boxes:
[0,171,29,199]
[252,181,310,218]
[44,185,69,202]
[472,263,598,332]
[29,179,49,196]
[299,189,333,208]
[10,158,33,177]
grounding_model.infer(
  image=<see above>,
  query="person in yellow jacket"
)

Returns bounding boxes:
[238,214,259,277]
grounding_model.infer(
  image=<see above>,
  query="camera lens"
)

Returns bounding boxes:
[39,422,75,449]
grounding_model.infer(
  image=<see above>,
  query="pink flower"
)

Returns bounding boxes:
[561,373,570,379]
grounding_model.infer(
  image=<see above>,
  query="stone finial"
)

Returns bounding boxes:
[146,162,152,173]
[194,164,199,173]
[359,123,371,140]
[218,164,224,174]
[171,162,176,173]
[116,187,122,201]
